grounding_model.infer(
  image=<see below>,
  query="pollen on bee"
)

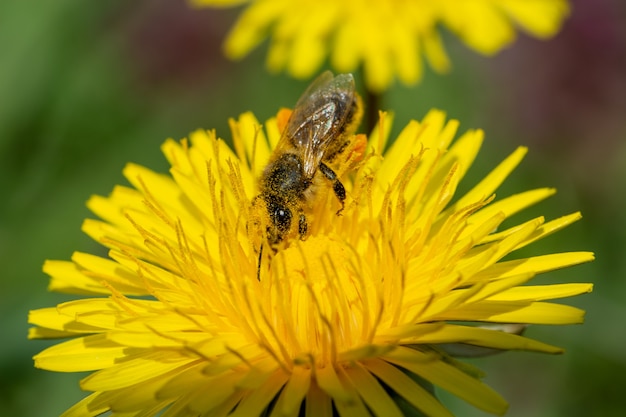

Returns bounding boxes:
[276,108,293,134]
[347,134,367,164]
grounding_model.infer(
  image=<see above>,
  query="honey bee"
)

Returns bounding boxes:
[252,71,362,246]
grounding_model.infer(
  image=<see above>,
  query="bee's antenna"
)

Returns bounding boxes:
[257,244,263,281]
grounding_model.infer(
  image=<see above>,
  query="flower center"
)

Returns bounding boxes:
[262,235,374,367]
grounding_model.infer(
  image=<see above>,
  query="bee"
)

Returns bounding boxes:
[252,71,362,246]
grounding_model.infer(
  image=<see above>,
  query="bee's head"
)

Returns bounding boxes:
[266,198,292,245]
[249,195,294,252]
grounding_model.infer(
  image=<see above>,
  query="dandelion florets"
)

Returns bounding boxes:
[30,107,592,417]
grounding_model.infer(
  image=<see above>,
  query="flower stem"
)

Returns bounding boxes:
[365,88,382,133]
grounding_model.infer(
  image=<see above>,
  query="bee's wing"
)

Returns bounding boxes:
[277,72,356,177]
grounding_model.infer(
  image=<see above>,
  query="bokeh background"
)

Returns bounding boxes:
[1,0,625,415]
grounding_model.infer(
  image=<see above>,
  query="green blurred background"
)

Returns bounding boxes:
[1,0,625,416]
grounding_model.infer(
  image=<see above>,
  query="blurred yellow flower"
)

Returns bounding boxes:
[192,0,570,91]
[30,89,592,416]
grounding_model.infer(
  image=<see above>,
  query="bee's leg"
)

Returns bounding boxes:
[319,162,345,215]
[298,212,308,240]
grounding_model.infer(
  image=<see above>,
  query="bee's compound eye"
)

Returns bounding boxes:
[272,206,292,233]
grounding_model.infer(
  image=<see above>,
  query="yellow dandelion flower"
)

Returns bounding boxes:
[30,73,592,417]
[191,0,570,91]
